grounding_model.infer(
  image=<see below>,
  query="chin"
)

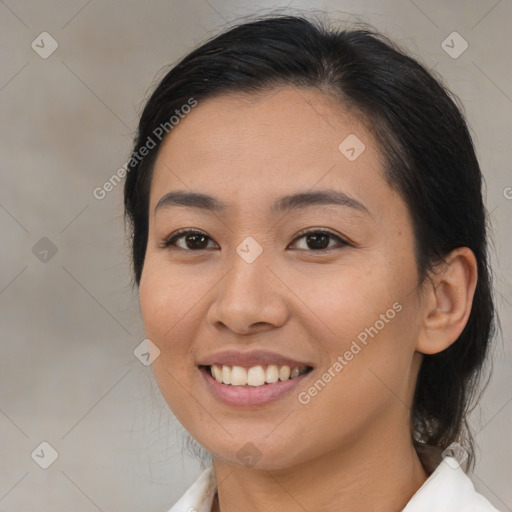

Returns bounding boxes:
[202,436,308,471]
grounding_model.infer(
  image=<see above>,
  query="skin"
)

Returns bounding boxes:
[138,86,477,511]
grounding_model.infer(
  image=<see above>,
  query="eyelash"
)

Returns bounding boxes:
[159,228,351,253]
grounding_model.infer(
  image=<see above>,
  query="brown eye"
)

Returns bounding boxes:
[161,229,218,251]
[160,228,349,253]
[290,229,348,251]
[182,233,210,249]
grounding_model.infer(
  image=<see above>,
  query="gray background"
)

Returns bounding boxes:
[0,0,511,510]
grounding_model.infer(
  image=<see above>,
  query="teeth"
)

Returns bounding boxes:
[279,365,291,381]
[290,367,300,379]
[247,366,266,386]
[221,365,231,385]
[209,364,309,387]
[231,366,247,386]
[266,364,279,383]
[212,364,222,382]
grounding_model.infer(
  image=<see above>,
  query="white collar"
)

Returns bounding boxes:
[403,456,500,511]
[167,457,500,511]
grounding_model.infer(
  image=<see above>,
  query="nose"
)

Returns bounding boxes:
[206,248,290,335]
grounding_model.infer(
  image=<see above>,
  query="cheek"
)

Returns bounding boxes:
[294,254,419,392]
[139,262,205,423]
[138,262,196,391]
[290,257,399,342]
[139,257,202,339]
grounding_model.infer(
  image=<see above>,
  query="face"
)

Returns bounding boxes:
[139,86,425,470]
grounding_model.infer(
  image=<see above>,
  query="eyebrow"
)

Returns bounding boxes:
[154,189,370,216]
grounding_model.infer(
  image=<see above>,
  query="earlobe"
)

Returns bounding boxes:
[416,247,478,355]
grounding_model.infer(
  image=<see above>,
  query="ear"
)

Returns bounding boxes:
[416,247,478,355]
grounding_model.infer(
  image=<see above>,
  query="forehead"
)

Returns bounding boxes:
[149,86,390,216]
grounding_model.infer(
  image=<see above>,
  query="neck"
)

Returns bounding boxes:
[211,420,429,512]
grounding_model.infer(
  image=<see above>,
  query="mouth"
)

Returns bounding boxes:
[200,363,313,387]
[198,364,314,406]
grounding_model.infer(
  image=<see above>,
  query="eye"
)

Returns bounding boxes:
[288,228,349,251]
[160,228,218,251]
[160,227,350,252]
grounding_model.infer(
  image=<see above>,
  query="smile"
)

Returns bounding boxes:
[206,364,311,387]
[198,364,314,407]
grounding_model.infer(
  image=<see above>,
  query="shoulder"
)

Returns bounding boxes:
[167,465,217,512]
[403,456,501,512]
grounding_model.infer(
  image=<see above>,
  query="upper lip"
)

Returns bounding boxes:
[198,349,313,369]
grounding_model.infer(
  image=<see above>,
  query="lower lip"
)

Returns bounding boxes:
[199,366,313,407]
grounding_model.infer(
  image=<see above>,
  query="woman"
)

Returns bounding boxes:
[124,14,500,512]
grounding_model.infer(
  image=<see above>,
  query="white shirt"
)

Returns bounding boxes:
[167,456,500,512]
